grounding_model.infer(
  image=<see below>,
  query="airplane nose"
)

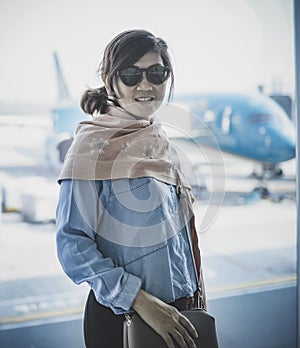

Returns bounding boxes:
[286,138,296,158]
[269,131,296,162]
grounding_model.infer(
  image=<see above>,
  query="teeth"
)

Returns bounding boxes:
[135,97,153,102]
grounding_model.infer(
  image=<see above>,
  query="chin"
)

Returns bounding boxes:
[132,104,162,119]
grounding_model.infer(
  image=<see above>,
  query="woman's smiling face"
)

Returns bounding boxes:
[114,51,169,119]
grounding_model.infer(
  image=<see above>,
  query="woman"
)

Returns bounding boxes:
[56,29,206,348]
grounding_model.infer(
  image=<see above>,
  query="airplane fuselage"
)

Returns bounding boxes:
[177,93,295,164]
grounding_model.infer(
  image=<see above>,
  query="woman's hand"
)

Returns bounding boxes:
[132,289,198,348]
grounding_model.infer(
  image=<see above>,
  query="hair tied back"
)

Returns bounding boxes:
[80,86,109,115]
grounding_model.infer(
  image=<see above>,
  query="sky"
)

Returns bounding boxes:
[0,0,295,106]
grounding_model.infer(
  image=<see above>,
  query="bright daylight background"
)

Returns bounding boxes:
[0,2,297,347]
[0,0,295,109]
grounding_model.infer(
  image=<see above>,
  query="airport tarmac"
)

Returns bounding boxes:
[0,114,297,347]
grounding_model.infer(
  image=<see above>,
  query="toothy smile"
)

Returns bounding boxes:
[135,97,154,102]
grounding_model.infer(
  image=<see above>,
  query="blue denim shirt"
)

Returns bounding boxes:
[56,177,197,315]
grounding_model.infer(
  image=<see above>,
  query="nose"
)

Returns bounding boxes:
[136,72,153,91]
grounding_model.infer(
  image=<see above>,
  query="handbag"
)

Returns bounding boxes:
[123,308,218,348]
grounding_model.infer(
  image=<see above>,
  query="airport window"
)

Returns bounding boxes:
[0,1,296,347]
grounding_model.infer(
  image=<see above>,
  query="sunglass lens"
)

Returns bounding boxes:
[147,65,169,84]
[119,67,141,86]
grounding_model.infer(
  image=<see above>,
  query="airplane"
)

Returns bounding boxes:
[172,92,296,180]
[47,53,296,193]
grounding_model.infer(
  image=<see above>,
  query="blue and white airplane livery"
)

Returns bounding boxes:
[175,93,295,164]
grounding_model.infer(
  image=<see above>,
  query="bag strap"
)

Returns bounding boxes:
[176,183,205,310]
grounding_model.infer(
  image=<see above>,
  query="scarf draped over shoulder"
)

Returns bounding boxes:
[58,106,194,204]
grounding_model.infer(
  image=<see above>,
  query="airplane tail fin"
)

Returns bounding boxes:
[53,51,70,100]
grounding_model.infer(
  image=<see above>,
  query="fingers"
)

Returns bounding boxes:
[171,328,197,348]
[179,314,198,339]
[161,318,198,348]
[168,314,197,348]
[163,335,176,348]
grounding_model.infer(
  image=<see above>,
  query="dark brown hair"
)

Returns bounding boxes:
[80,29,174,115]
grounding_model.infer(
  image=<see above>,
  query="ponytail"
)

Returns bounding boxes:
[80,86,109,115]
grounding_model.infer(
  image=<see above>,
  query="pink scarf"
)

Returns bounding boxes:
[58,106,194,203]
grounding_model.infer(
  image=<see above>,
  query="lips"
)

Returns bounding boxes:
[135,97,154,102]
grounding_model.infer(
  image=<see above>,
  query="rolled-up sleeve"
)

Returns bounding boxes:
[56,179,142,314]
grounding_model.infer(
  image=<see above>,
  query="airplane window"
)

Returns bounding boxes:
[248,113,272,123]
[266,99,295,128]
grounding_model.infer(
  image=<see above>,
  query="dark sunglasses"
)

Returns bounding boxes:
[117,64,170,86]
